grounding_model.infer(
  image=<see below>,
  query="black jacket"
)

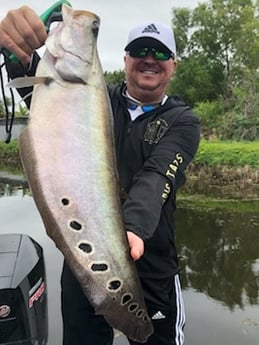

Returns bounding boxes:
[6,59,200,279]
[108,83,200,278]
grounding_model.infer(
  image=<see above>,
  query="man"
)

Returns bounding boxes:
[0,6,200,345]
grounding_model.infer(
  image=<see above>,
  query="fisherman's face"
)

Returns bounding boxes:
[124,44,176,103]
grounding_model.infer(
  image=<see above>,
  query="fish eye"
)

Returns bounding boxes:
[92,19,99,36]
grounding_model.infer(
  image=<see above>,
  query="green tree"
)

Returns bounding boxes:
[0,99,5,118]
[15,103,29,117]
[104,70,125,86]
[168,53,225,105]
[169,0,259,105]
[0,97,11,118]
[169,0,259,140]
[191,0,258,93]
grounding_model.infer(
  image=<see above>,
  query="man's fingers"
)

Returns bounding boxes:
[127,231,144,261]
[0,6,47,64]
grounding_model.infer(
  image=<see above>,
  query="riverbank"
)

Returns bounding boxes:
[182,164,259,200]
[182,140,259,199]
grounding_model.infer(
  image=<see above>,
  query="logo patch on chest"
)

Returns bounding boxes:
[144,119,168,144]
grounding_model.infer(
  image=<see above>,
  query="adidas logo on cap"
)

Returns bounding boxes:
[142,24,160,35]
[125,21,177,58]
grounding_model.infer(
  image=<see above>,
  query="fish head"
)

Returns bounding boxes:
[44,5,101,83]
[61,4,100,61]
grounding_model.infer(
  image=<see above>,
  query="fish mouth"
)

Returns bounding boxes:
[64,49,92,65]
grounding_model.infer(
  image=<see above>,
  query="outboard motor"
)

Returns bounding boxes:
[0,234,48,345]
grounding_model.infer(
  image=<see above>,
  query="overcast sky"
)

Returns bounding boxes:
[1,0,200,71]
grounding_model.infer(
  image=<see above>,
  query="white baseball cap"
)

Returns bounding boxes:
[125,22,176,58]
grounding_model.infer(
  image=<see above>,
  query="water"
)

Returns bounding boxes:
[176,205,259,345]
[0,174,258,345]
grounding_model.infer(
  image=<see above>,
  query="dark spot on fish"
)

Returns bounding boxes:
[61,198,69,206]
[136,309,145,318]
[91,263,108,272]
[128,303,138,312]
[78,243,92,253]
[45,77,54,86]
[92,19,99,37]
[143,314,149,322]
[70,220,82,230]
[107,280,121,291]
[121,293,132,305]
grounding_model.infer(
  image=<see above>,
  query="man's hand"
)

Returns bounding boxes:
[127,231,144,261]
[0,6,47,65]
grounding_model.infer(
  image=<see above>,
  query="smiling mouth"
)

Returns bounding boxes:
[141,70,158,75]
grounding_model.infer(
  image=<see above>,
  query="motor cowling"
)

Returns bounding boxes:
[0,234,48,345]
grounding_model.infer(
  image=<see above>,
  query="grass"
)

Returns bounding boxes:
[194,139,259,167]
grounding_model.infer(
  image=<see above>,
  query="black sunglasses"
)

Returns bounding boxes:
[127,47,175,61]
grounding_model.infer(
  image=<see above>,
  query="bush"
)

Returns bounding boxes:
[193,101,225,139]
[0,139,21,169]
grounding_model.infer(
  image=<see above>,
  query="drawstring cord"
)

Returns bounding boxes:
[0,54,15,143]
